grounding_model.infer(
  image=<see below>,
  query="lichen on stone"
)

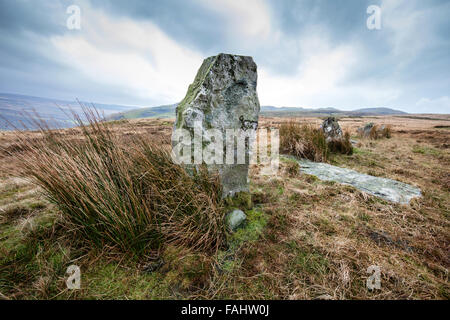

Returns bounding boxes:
[172,53,260,198]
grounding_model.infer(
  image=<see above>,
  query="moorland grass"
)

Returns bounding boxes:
[279,121,353,162]
[1,116,448,300]
[10,108,226,255]
[279,121,329,162]
[367,124,393,140]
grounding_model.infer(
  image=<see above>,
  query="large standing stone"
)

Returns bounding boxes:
[172,53,260,198]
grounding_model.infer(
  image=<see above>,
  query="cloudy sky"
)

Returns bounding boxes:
[0,0,449,113]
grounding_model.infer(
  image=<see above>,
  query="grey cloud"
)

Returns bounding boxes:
[90,0,229,52]
[0,0,448,112]
[0,0,68,35]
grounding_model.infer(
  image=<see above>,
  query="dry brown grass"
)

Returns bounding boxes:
[366,124,392,140]
[279,121,328,162]
[2,110,225,255]
[1,114,449,300]
[204,122,449,300]
[279,121,353,161]
[327,131,353,155]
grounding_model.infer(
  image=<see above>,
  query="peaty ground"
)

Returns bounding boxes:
[0,115,448,299]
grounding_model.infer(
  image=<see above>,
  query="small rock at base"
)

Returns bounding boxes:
[226,209,247,231]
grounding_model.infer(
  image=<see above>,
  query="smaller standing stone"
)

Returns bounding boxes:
[320,117,343,142]
[225,209,247,231]
[357,122,375,137]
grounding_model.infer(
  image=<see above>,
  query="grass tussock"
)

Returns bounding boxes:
[280,121,353,161]
[327,131,353,155]
[380,125,392,139]
[10,108,226,255]
[365,124,392,140]
[280,122,328,162]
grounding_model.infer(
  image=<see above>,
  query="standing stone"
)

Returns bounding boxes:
[357,123,391,139]
[172,53,260,198]
[357,122,375,137]
[320,117,343,142]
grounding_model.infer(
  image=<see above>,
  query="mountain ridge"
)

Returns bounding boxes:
[107,104,407,120]
[0,92,408,130]
[0,92,137,130]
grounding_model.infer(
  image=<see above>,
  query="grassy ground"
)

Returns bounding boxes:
[0,116,448,299]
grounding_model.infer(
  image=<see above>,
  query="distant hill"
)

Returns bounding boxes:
[351,107,407,115]
[0,92,408,130]
[260,106,407,117]
[108,104,407,120]
[107,104,178,121]
[0,93,137,130]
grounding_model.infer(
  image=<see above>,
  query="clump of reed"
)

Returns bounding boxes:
[11,108,226,255]
[378,125,392,139]
[360,124,393,140]
[280,121,329,162]
[280,121,353,161]
[327,131,353,155]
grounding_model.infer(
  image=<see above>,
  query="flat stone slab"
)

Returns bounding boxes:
[284,156,421,204]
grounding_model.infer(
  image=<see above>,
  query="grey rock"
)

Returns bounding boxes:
[357,123,391,138]
[320,117,343,142]
[357,122,375,137]
[172,53,260,197]
[226,209,247,231]
[283,156,421,204]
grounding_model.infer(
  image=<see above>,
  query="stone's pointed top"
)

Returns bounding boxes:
[198,53,258,76]
[208,52,256,60]
[175,53,259,131]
